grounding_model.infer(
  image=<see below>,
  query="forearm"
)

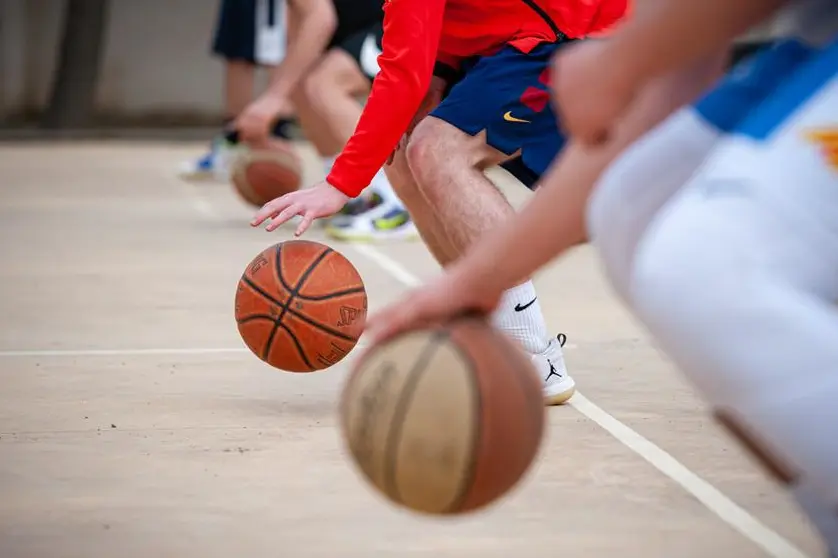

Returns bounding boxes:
[450,52,727,295]
[264,0,336,101]
[327,0,446,197]
[612,0,788,83]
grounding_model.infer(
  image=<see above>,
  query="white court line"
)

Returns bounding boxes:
[0,342,372,359]
[351,244,423,287]
[348,243,812,558]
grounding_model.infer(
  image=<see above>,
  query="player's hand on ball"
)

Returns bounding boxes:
[251,181,349,236]
[552,39,639,145]
[365,272,502,344]
[236,95,286,142]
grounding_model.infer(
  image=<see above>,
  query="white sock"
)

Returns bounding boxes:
[491,281,551,354]
[370,168,403,208]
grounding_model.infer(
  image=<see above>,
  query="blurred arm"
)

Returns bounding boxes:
[327,0,447,197]
[610,0,788,84]
[262,0,337,101]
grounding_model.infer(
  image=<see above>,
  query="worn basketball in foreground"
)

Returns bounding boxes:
[231,140,302,207]
[235,240,367,372]
[340,317,545,515]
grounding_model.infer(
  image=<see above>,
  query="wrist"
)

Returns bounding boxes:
[606,24,663,87]
[254,92,288,117]
[325,171,359,198]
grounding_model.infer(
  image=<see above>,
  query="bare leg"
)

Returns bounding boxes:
[400,116,573,406]
[224,60,256,120]
[385,146,457,262]
[405,118,512,263]
[292,49,370,156]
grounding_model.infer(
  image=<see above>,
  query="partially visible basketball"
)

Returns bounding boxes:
[340,317,545,515]
[235,240,367,372]
[231,140,302,207]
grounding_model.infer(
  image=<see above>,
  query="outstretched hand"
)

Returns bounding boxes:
[251,181,350,236]
[236,95,288,143]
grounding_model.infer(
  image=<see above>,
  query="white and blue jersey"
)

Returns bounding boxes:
[693,0,838,139]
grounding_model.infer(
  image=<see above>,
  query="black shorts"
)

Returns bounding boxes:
[212,0,285,65]
[329,21,384,80]
[213,0,383,78]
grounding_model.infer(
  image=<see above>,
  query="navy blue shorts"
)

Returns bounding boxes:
[430,42,569,188]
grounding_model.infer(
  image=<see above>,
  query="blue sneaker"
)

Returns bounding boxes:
[178,136,237,182]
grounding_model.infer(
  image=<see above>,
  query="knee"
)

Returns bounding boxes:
[384,146,419,200]
[630,222,719,336]
[588,110,715,300]
[586,158,638,297]
[298,67,328,109]
[627,206,757,401]
[405,117,462,188]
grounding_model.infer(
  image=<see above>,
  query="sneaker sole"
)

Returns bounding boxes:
[544,377,576,406]
[325,225,420,243]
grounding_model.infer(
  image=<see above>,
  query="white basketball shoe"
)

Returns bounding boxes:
[532,334,576,406]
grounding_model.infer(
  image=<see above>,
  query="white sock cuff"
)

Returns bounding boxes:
[494,281,538,314]
[491,281,550,354]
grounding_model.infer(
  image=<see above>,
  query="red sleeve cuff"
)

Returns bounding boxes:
[326,168,365,198]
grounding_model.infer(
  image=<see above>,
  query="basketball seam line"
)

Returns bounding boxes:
[268,243,337,369]
[444,325,483,514]
[381,329,448,508]
[273,242,296,294]
[241,243,332,368]
[296,286,367,301]
[277,321,311,368]
[241,279,311,368]
[239,276,358,342]
[274,244,365,301]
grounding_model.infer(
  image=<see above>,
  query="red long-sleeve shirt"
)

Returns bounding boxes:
[327,0,628,197]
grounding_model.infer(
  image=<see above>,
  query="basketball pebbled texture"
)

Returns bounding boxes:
[235,240,367,372]
[340,317,545,515]
[231,142,302,207]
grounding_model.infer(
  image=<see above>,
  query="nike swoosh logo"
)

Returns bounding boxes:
[503,111,531,123]
[359,34,382,77]
[514,298,537,312]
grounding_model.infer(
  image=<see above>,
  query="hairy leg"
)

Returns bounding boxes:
[405,117,512,263]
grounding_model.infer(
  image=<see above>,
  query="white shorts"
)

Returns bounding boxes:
[588,35,838,543]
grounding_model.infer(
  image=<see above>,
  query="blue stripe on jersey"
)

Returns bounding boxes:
[693,40,815,135]
[736,35,838,140]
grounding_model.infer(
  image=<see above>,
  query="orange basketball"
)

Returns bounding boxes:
[340,317,545,515]
[235,240,367,372]
[231,140,302,207]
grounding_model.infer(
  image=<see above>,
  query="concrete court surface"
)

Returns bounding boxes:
[0,142,825,558]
